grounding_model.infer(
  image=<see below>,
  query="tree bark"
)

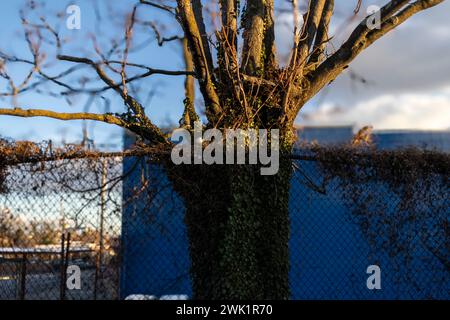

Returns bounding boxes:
[167,151,293,299]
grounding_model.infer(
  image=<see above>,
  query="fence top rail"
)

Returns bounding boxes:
[2,148,166,166]
[2,146,448,174]
[2,149,319,166]
[0,247,94,255]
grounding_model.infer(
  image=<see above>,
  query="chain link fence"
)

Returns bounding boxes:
[0,157,122,300]
[0,150,448,300]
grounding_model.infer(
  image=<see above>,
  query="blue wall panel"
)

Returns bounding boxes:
[120,129,449,299]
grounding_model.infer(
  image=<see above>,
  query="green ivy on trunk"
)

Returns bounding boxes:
[167,153,292,299]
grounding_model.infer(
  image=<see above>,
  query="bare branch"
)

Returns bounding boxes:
[308,0,334,66]
[139,0,176,15]
[241,0,265,74]
[294,0,327,67]
[176,0,221,121]
[220,0,238,53]
[56,54,167,144]
[0,108,126,127]
[180,37,199,128]
[145,21,183,46]
[305,0,445,104]
[192,0,214,73]
[263,0,277,72]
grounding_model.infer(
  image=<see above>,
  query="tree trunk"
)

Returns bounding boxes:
[167,153,292,299]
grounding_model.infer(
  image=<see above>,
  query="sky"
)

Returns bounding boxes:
[0,0,449,150]
[295,0,450,131]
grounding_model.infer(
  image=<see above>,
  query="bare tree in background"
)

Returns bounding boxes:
[0,0,445,299]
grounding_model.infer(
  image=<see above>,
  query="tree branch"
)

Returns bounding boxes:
[56,54,167,144]
[180,37,199,128]
[139,0,176,15]
[294,0,327,67]
[176,0,221,121]
[263,0,277,73]
[220,0,238,54]
[241,0,265,75]
[308,0,334,66]
[192,0,214,73]
[304,0,445,104]
[0,108,126,126]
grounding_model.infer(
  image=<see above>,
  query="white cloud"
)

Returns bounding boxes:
[290,1,450,130]
[299,90,450,131]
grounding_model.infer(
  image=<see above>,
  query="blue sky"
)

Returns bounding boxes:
[0,0,449,150]
[0,0,187,149]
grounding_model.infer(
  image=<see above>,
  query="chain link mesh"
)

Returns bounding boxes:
[0,152,448,299]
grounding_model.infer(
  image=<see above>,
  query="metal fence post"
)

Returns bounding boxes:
[19,253,27,300]
[59,233,65,300]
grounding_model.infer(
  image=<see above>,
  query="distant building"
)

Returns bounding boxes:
[295,125,354,146]
[295,125,450,152]
[373,129,450,152]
